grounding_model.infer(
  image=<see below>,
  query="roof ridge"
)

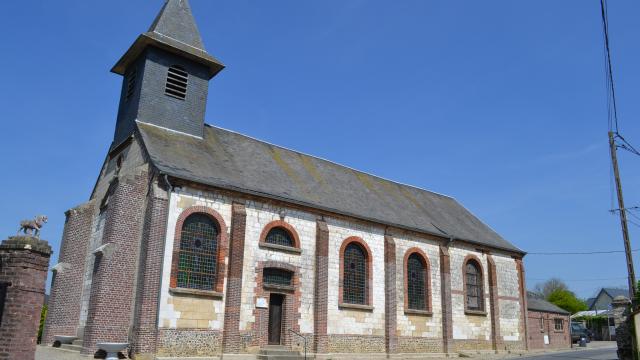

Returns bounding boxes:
[203,123,455,200]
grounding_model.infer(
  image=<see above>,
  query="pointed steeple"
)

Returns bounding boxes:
[148,0,206,51]
[112,0,224,79]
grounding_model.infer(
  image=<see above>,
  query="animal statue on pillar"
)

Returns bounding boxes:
[17,215,48,238]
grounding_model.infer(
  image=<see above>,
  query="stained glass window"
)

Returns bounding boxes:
[177,214,219,291]
[465,260,483,311]
[264,268,293,287]
[265,227,294,247]
[407,253,428,310]
[343,243,368,305]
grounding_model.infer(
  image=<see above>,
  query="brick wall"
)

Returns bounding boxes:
[0,237,52,360]
[527,311,570,350]
[131,182,169,358]
[82,171,149,355]
[43,201,95,345]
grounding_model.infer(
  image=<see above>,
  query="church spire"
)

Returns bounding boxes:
[110,0,224,147]
[112,0,224,79]
[148,0,206,51]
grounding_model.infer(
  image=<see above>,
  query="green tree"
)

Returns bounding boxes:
[38,305,47,344]
[547,289,588,314]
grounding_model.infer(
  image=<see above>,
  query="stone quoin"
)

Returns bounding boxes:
[43,0,529,358]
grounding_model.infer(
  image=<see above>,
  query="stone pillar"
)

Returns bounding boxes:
[313,219,329,354]
[0,236,52,360]
[42,202,95,345]
[82,172,149,355]
[439,245,453,354]
[612,296,632,360]
[515,258,529,350]
[131,182,169,359]
[486,255,502,351]
[222,202,247,354]
[384,231,397,354]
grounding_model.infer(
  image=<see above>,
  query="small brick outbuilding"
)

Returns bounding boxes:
[527,293,571,350]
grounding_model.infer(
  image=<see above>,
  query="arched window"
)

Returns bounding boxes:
[465,259,484,311]
[165,65,188,100]
[406,253,428,311]
[177,213,219,291]
[265,227,294,248]
[343,242,368,305]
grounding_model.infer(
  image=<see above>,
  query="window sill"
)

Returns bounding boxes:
[464,309,487,316]
[169,287,223,299]
[259,242,302,254]
[263,284,295,292]
[404,309,433,316]
[339,303,374,312]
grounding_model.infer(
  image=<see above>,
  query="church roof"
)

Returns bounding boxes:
[112,0,224,78]
[137,121,524,254]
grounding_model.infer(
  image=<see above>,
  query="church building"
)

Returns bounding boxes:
[43,1,529,359]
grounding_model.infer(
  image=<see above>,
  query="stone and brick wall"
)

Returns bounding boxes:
[527,310,570,350]
[151,185,527,357]
[0,237,52,360]
[43,201,95,345]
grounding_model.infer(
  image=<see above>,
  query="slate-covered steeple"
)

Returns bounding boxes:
[110,0,224,148]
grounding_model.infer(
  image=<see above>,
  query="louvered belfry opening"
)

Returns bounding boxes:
[165,65,189,100]
[126,68,137,100]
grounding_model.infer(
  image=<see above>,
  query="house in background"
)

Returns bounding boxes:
[527,293,571,350]
[588,288,630,311]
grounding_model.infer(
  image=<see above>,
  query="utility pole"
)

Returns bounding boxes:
[609,131,637,299]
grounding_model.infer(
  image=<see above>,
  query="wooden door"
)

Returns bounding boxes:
[268,294,284,345]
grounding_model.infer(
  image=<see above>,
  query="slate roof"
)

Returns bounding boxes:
[527,293,570,315]
[137,121,523,253]
[602,288,629,299]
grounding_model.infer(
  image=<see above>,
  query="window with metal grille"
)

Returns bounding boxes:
[465,260,483,311]
[125,68,137,100]
[343,243,368,305]
[265,227,294,247]
[0,283,7,326]
[407,253,428,310]
[263,268,293,287]
[177,214,219,291]
[165,65,188,100]
[554,318,563,331]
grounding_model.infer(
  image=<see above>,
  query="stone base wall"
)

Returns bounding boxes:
[451,339,493,352]
[397,336,443,353]
[157,329,223,357]
[326,335,386,353]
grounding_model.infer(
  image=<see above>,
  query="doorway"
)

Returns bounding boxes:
[268,294,284,345]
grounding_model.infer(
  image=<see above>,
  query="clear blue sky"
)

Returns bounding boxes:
[1,1,639,299]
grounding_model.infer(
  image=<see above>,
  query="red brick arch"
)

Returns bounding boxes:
[462,254,486,313]
[170,206,228,293]
[338,236,373,307]
[403,247,432,313]
[259,220,301,249]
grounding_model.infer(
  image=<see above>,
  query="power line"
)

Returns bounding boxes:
[600,0,619,133]
[528,249,639,255]
[527,276,628,282]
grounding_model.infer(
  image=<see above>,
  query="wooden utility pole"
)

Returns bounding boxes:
[609,131,637,299]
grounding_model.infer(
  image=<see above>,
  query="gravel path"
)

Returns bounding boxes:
[36,346,88,360]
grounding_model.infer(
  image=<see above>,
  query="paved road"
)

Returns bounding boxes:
[519,348,618,360]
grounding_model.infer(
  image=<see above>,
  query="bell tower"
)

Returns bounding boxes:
[110,0,224,148]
